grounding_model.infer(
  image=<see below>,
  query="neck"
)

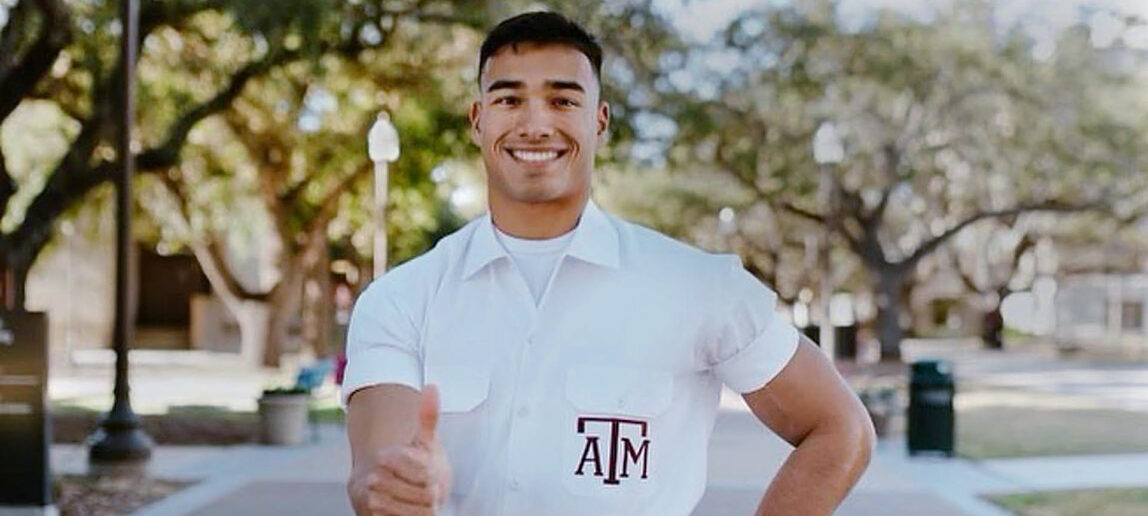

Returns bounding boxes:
[489,192,588,239]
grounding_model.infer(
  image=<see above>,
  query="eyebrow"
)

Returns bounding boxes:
[486,80,586,94]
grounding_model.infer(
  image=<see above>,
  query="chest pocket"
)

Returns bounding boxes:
[423,364,491,497]
[565,365,673,417]
[425,365,490,413]
[562,365,673,502]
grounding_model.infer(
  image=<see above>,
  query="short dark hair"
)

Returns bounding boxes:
[478,11,603,84]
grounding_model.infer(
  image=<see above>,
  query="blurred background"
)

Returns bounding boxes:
[2,0,1147,514]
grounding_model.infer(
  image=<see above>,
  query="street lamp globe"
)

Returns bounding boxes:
[718,206,737,236]
[812,121,844,165]
[368,112,400,163]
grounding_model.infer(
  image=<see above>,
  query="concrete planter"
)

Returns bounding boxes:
[258,393,310,446]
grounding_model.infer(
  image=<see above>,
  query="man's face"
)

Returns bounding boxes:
[469,43,609,208]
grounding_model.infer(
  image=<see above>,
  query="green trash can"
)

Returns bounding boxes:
[907,360,955,457]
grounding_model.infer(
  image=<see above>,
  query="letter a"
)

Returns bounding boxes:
[575,436,603,477]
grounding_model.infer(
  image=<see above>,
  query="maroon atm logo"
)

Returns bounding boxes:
[574,417,650,485]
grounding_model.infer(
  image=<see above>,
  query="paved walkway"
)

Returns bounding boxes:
[47,340,1148,515]
[52,400,1148,516]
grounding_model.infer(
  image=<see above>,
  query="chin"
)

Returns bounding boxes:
[509,190,568,204]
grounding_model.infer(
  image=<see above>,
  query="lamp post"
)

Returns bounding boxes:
[368,112,400,278]
[812,121,844,360]
[89,0,152,466]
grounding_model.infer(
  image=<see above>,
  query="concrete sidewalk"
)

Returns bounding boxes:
[51,408,1148,516]
[47,342,1148,515]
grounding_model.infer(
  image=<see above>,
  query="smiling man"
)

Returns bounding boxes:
[343,12,875,516]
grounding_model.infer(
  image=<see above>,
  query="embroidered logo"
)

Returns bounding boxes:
[574,417,650,484]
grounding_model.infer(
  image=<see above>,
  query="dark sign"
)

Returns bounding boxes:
[0,312,50,507]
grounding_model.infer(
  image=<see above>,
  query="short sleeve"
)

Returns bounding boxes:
[339,280,423,407]
[708,256,799,393]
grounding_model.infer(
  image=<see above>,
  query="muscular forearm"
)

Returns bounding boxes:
[754,423,873,516]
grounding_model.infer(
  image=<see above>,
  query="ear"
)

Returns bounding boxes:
[468,100,482,145]
[596,101,611,144]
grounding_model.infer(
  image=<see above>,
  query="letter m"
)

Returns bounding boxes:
[620,437,649,479]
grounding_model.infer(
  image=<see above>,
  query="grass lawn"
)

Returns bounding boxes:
[988,488,1148,516]
[957,405,1148,459]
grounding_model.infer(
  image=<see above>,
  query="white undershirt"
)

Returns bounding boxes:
[494,227,575,305]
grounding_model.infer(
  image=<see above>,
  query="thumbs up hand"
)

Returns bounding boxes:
[413,384,440,449]
[359,385,453,515]
[413,385,452,507]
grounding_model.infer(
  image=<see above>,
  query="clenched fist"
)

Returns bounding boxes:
[350,385,453,516]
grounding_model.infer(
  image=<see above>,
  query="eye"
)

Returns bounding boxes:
[553,97,580,108]
[493,96,520,106]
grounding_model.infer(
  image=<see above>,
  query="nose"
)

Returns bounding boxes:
[516,101,554,140]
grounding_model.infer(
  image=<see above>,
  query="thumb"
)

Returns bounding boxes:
[413,384,440,447]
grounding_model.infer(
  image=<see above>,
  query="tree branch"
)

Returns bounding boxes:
[0,0,71,122]
[995,233,1036,294]
[956,259,979,293]
[0,146,16,219]
[0,0,33,78]
[3,3,469,284]
[305,161,371,235]
[779,201,824,224]
[899,201,1098,272]
[6,40,327,272]
[142,50,300,171]
[154,173,260,308]
[4,112,105,265]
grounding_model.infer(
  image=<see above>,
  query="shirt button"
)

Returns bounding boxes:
[517,406,530,417]
[617,399,626,409]
[509,479,521,490]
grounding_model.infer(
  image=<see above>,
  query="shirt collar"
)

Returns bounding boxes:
[462,200,620,279]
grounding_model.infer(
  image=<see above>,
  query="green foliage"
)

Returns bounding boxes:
[593,0,1148,353]
[132,4,484,281]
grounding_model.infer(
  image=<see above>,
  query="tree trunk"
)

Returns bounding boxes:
[981,306,1004,350]
[875,270,905,362]
[262,293,292,367]
[981,287,1008,350]
[300,243,333,358]
[234,301,271,367]
[263,261,304,368]
[232,295,294,369]
[11,257,29,311]
[2,250,32,310]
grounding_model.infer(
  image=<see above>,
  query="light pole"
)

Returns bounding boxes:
[89,0,152,466]
[368,112,400,278]
[813,121,844,360]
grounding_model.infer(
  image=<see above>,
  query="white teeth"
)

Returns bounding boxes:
[511,150,560,162]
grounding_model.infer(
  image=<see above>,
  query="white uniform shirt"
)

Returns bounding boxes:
[342,201,800,516]
[493,226,575,305]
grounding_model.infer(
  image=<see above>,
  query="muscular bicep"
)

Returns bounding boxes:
[346,383,422,471]
[741,335,869,446]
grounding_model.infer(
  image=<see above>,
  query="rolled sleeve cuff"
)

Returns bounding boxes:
[339,346,422,408]
[714,320,800,394]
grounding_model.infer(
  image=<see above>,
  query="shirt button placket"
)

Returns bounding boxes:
[503,332,534,514]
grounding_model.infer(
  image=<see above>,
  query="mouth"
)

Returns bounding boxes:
[505,148,569,164]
